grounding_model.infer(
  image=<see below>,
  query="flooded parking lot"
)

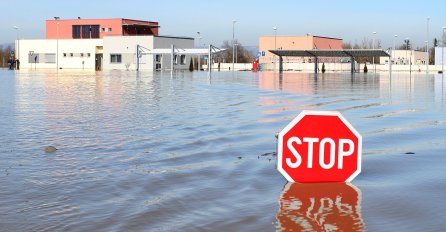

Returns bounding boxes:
[1,69,446,231]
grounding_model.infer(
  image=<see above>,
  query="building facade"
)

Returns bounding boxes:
[258,35,343,64]
[16,18,193,71]
[380,50,428,65]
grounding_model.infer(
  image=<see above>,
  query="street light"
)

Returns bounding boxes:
[393,35,398,64]
[232,20,237,72]
[427,17,430,73]
[13,26,19,63]
[197,32,201,70]
[56,22,59,70]
[372,32,377,72]
[273,27,277,72]
[235,43,238,64]
[442,27,446,75]
[404,38,410,69]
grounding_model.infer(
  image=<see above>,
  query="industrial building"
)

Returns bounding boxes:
[258,35,343,64]
[15,18,196,71]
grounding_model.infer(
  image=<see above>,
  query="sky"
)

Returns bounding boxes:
[1,0,446,49]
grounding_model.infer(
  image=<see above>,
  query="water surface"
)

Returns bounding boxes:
[1,69,446,231]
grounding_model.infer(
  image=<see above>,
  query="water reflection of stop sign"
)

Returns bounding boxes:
[278,111,362,183]
[276,183,364,231]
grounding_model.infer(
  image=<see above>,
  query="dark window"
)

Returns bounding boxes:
[110,54,122,63]
[82,25,90,39]
[91,25,100,38]
[72,25,81,39]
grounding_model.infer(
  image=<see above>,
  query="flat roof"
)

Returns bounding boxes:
[269,49,391,57]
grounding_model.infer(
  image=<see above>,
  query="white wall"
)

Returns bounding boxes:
[435,47,446,65]
[103,36,154,71]
[16,39,102,70]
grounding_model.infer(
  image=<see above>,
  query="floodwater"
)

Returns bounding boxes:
[1,69,446,231]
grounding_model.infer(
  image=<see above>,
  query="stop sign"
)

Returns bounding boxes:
[277,111,362,183]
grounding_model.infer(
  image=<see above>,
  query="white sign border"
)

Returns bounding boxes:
[277,110,362,183]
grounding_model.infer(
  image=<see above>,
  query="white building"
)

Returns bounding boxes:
[15,18,195,71]
[17,35,194,71]
[381,50,428,65]
[435,47,446,65]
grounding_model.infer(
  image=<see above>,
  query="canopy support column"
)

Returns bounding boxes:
[279,56,283,73]
[171,44,175,72]
[314,57,318,73]
[350,56,355,73]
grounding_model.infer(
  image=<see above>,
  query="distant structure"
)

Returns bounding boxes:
[381,50,428,65]
[15,18,195,71]
[258,35,343,64]
[435,47,446,65]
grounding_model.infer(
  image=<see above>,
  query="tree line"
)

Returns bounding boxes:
[0,45,13,67]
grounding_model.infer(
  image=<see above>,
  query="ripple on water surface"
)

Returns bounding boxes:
[0,70,446,231]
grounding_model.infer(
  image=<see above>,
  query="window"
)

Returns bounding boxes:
[110,54,122,63]
[180,55,186,65]
[101,27,112,32]
[174,55,178,64]
[44,53,56,63]
[63,53,67,57]
[87,53,91,57]
[155,54,162,62]
[80,53,84,57]
[91,25,100,38]
[72,25,81,39]
[70,53,74,57]
[82,25,90,39]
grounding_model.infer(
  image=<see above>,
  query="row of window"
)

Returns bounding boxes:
[72,25,100,39]
[101,28,112,32]
[63,53,91,58]
[110,54,187,65]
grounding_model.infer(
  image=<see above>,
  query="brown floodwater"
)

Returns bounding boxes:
[0,69,445,231]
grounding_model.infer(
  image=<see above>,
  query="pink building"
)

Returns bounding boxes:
[46,18,159,39]
[258,35,343,64]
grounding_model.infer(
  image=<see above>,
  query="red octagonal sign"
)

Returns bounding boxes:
[278,111,362,183]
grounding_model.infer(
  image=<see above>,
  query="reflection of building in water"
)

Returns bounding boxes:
[276,182,364,231]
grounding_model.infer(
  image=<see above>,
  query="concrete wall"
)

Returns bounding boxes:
[103,36,154,71]
[16,39,102,70]
[435,47,446,65]
[210,62,446,73]
[380,50,428,65]
[154,36,194,71]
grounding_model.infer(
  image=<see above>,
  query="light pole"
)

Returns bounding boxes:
[197,32,201,71]
[232,20,237,72]
[235,43,238,64]
[442,27,446,75]
[273,27,277,72]
[13,26,19,64]
[372,31,376,72]
[427,17,430,73]
[56,22,59,70]
[393,35,397,63]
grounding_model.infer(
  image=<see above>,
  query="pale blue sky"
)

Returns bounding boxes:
[1,0,446,49]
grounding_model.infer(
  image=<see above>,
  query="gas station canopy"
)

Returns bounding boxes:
[268,49,391,73]
[269,49,390,58]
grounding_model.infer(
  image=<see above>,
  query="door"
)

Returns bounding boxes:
[95,54,103,70]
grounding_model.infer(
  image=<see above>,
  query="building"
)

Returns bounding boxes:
[380,50,428,65]
[16,18,194,71]
[258,35,343,64]
[435,47,446,65]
